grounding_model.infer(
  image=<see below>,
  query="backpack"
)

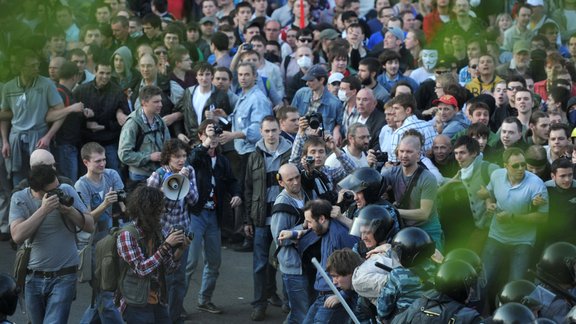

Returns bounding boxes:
[392,293,466,324]
[94,224,139,292]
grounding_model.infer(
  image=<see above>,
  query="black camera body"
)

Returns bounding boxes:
[171,225,194,248]
[46,188,74,207]
[306,156,315,166]
[213,124,223,135]
[305,112,323,130]
[374,151,388,163]
[116,190,127,202]
[243,43,253,51]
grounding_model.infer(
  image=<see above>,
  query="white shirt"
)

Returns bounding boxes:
[193,89,211,125]
[325,146,368,169]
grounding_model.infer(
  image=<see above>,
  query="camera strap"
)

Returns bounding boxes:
[396,166,424,215]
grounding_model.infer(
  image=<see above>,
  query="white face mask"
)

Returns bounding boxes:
[421,49,438,71]
[297,56,313,69]
[338,89,349,102]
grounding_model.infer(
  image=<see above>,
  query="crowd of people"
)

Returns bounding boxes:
[1,0,576,323]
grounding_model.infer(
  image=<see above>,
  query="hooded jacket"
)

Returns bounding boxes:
[111,46,134,90]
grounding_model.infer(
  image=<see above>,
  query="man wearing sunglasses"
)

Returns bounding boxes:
[482,146,548,310]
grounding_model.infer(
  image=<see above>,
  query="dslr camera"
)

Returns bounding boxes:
[116,190,127,202]
[46,188,74,207]
[171,225,194,248]
[374,151,388,163]
[305,112,323,130]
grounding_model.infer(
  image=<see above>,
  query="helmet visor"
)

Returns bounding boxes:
[338,174,367,193]
[350,217,377,238]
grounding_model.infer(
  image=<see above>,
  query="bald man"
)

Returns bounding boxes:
[13,149,74,192]
[356,88,385,150]
[271,162,310,324]
[431,135,458,178]
[381,133,444,250]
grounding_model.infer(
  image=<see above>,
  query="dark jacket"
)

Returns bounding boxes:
[129,75,174,117]
[188,144,240,225]
[364,108,386,150]
[244,140,292,227]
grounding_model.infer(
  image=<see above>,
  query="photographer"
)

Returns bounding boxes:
[10,165,94,324]
[146,138,199,323]
[289,117,356,204]
[76,142,125,324]
[116,186,190,323]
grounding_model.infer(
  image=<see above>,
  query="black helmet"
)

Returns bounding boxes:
[350,205,397,244]
[391,227,435,268]
[435,260,478,303]
[535,318,556,324]
[444,248,483,275]
[537,242,576,285]
[0,273,18,316]
[496,280,541,309]
[492,302,537,324]
[338,167,383,203]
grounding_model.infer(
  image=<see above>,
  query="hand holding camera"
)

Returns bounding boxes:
[41,192,61,214]
[167,225,194,249]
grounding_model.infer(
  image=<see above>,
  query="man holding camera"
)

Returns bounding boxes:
[291,64,344,146]
[76,142,125,324]
[325,123,370,169]
[10,165,94,324]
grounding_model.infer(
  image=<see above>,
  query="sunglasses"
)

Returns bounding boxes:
[435,70,450,74]
[299,38,313,43]
[154,50,167,55]
[509,162,527,169]
[507,86,523,91]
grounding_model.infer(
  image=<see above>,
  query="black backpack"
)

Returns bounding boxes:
[392,293,466,324]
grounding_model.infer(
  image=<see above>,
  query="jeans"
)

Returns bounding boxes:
[25,272,77,324]
[123,303,170,324]
[185,209,222,305]
[252,225,277,310]
[128,172,149,182]
[282,273,309,324]
[11,141,30,187]
[304,294,348,324]
[166,243,190,324]
[53,143,79,182]
[79,291,123,324]
[482,238,532,310]
[104,143,120,173]
[0,144,11,233]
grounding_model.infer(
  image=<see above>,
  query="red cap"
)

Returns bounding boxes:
[433,95,458,108]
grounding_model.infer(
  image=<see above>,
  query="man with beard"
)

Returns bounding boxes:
[357,57,389,103]
[325,123,369,169]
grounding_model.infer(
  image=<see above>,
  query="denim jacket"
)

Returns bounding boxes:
[231,86,273,155]
[291,87,343,135]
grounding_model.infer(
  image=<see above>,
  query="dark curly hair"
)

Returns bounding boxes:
[160,139,190,166]
[126,185,164,238]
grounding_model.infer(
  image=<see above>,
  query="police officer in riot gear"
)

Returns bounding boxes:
[492,302,537,324]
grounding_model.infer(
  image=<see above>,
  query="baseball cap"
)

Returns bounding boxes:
[302,64,328,81]
[386,27,405,42]
[433,95,458,107]
[199,16,218,25]
[319,29,339,41]
[243,20,261,33]
[513,40,530,55]
[527,0,544,6]
[328,72,344,85]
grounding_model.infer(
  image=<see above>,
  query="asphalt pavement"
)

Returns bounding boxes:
[0,240,286,324]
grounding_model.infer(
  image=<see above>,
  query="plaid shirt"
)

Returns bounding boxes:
[116,224,178,310]
[388,115,437,163]
[147,165,199,236]
[289,133,356,184]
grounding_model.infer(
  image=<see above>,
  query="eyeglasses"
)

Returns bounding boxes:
[470,64,478,69]
[507,86,523,91]
[299,38,313,43]
[509,162,527,169]
[154,50,167,55]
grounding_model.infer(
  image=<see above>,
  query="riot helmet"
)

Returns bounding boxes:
[0,273,18,316]
[350,205,397,245]
[338,167,383,204]
[492,302,537,324]
[537,242,576,285]
[496,280,541,310]
[444,248,483,275]
[435,260,478,303]
[391,227,435,268]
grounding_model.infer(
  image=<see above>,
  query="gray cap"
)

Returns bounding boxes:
[302,64,328,81]
[386,27,405,42]
[319,28,339,41]
[199,16,218,25]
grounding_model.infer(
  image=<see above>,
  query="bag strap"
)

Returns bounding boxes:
[397,166,424,210]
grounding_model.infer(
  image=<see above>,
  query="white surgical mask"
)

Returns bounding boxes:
[297,56,313,69]
[338,89,349,102]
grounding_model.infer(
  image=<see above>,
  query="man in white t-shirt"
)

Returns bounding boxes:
[325,122,369,169]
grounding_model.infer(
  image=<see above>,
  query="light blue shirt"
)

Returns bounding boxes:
[487,168,548,245]
[231,86,272,155]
